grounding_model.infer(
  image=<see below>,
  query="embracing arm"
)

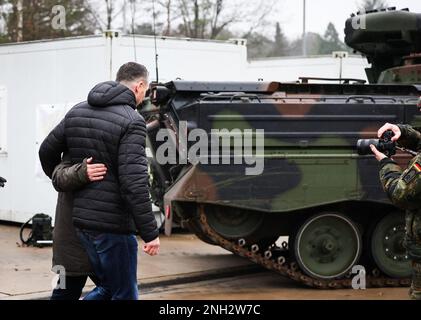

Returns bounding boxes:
[52,157,107,192]
[52,159,89,192]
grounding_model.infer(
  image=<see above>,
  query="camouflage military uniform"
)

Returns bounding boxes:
[379,124,421,299]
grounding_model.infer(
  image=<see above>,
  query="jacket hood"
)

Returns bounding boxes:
[87,81,137,109]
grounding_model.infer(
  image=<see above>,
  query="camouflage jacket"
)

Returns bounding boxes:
[379,125,421,210]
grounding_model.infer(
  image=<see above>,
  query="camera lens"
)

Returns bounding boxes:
[357,139,380,156]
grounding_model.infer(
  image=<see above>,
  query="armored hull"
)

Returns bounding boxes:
[144,80,421,288]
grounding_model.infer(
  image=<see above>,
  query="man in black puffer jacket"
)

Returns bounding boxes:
[39,62,160,300]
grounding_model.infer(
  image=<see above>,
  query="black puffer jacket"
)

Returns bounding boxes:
[39,81,158,243]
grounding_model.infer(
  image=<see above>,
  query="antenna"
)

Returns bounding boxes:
[152,0,159,82]
[302,0,307,57]
[130,0,137,61]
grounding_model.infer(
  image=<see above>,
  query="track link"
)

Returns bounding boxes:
[197,206,410,289]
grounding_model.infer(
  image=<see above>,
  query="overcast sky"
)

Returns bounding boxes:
[258,0,421,39]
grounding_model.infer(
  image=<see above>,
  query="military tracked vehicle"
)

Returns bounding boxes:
[143,8,421,288]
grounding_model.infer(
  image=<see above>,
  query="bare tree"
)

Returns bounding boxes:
[242,0,277,38]
[105,0,112,29]
[157,0,173,36]
[105,0,127,30]
[124,0,280,41]
[209,0,235,39]
[358,0,389,11]
[86,0,128,31]
[84,0,107,31]
[177,0,196,37]
[171,0,277,40]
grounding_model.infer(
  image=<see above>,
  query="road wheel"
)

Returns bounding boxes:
[370,212,411,278]
[205,206,265,240]
[294,213,362,280]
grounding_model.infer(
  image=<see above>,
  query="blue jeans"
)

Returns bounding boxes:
[76,230,139,300]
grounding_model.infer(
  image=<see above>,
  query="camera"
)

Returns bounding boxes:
[357,130,396,157]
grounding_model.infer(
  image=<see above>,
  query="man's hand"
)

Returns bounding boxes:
[370,145,388,162]
[86,157,107,182]
[143,237,160,256]
[378,123,401,142]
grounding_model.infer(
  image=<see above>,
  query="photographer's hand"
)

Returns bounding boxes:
[143,237,160,256]
[378,123,401,142]
[370,145,388,162]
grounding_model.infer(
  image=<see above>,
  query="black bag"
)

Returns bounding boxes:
[20,214,53,247]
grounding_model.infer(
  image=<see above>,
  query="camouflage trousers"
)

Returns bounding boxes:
[404,211,421,300]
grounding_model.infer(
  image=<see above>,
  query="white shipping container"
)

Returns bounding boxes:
[247,55,369,83]
[0,32,248,223]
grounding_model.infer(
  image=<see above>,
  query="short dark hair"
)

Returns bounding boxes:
[116,62,149,83]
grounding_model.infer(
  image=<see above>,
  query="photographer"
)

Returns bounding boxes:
[371,122,421,300]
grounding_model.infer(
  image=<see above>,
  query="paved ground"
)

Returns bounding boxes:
[0,224,251,300]
[141,272,409,300]
[0,223,411,300]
